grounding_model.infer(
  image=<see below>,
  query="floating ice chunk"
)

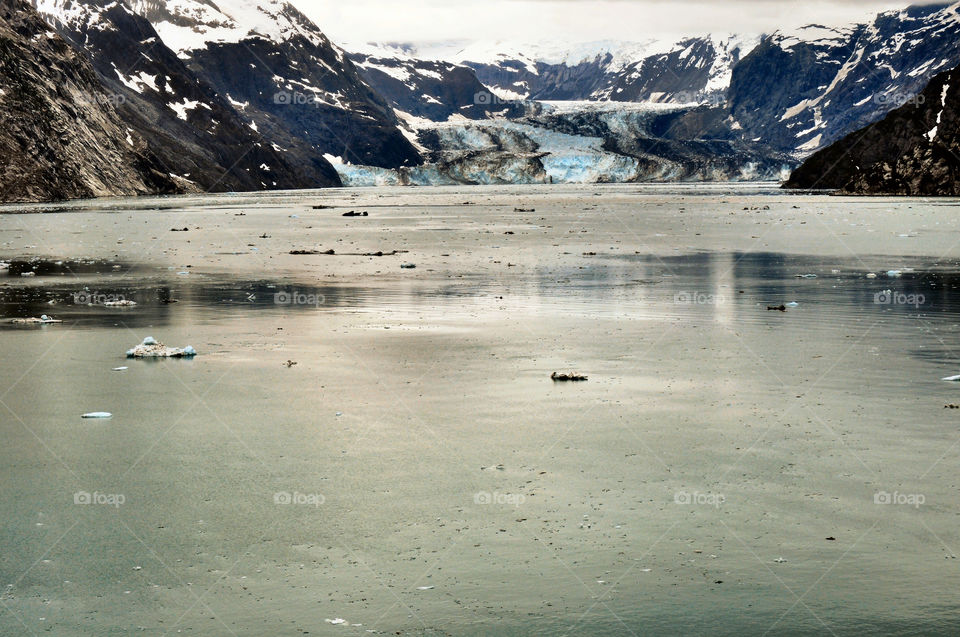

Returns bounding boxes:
[942,375,960,382]
[325,618,346,624]
[20,272,36,277]
[795,274,817,279]
[785,301,799,307]
[82,412,112,419]
[104,300,136,307]
[126,337,197,358]
[11,315,62,324]
[416,586,434,590]
[112,366,128,371]
[866,273,877,279]
[886,270,902,278]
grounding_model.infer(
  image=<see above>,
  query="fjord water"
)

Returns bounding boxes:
[1,184,959,636]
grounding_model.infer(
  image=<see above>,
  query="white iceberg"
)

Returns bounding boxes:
[126,337,197,358]
[82,412,112,419]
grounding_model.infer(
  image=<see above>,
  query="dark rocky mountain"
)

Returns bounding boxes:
[729,3,960,155]
[126,0,422,169]
[784,64,960,194]
[32,0,339,192]
[0,0,180,202]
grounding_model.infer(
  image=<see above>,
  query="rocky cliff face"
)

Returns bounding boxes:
[784,64,960,194]
[0,0,180,202]
[33,0,340,191]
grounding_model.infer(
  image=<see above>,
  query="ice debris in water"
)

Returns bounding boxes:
[104,299,136,307]
[325,618,346,625]
[887,270,903,278]
[942,375,960,382]
[126,337,197,358]
[11,315,61,324]
[785,301,799,307]
[82,412,112,419]
[416,586,434,590]
[866,273,878,279]
[112,367,128,371]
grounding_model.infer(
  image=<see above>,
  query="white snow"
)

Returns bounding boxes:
[168,98,200,121]
[927,80,950,142]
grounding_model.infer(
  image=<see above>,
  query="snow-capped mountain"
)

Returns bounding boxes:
[126,0,422,168]
[729,2,960,154]
[32,0,339,191]
[375,36,756,105]
[347,50,525,122]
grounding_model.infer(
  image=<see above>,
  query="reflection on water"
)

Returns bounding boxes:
[4,252,960,330]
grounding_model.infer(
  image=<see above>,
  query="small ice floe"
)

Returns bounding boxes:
[112,366,128,371]
[104,300,136,307]
[11,315,61,324]
[785,301,799,307]
[866,273,878,279]
[81,412,112,419]
[795,274,817,279]
[942,375,960,382]
[126,337,197,358]
[416,586,434,590]
[20,271,36,277]
[886,270,903,278]
[325,618,346,625]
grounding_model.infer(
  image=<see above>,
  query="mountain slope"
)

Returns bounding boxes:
[130,0,422,168]
[34,0,341,191]
[0,0,180,202]
[730,3,960,155]
[784,64,960,194]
